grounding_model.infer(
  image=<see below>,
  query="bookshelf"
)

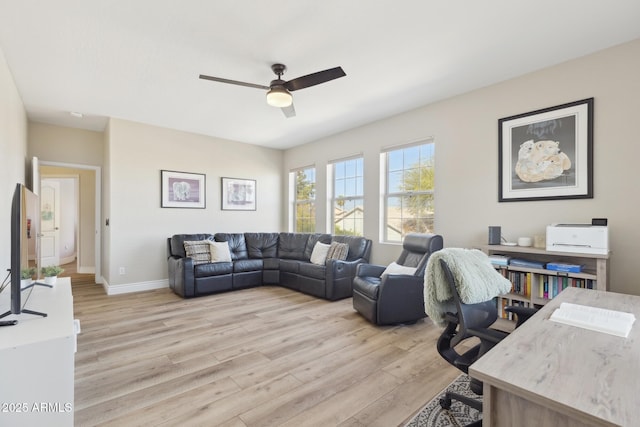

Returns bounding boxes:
[479,244,610,319]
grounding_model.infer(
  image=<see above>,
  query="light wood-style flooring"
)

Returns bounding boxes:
[72,279,464,427]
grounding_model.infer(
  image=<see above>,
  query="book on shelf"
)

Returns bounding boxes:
[509,258,547,269]
[546,262,583,273]
[489,255,511,266]
[550,302,636,338]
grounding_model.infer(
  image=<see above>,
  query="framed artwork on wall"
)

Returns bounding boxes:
[498,98,594,202]
[161,170,206,208]
[221,177,256,211]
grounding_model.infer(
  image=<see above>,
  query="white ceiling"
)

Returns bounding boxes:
[1,1,640,150]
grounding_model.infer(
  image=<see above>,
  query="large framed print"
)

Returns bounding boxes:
[161,170,206,208]
[221,177,256,211]
[498,98,593,202]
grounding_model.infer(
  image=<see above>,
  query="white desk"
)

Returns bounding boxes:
[470,287,640,426]
[0,277,75,427]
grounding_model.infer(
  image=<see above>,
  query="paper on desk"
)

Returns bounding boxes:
[549,302,636,338]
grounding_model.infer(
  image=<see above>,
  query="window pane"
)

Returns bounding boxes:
[388,150,403,171]
[403,146,420,168]
[335,162,345,180]
[335,178,345,198]
[295,167,316,232]
[332,157,364,236]
[383,141,435,242]
[344,177,356,197]
[388,170,403,193]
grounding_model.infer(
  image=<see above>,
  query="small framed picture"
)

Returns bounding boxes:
[161,170,206,208]
[498,98,593,202]
[221,177,256,211]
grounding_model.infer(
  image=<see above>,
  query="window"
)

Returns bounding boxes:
[293,167,316,232]
[382,140,434,242]
[331,157,364,236]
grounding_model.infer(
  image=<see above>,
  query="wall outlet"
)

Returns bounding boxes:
[119,267,126,275]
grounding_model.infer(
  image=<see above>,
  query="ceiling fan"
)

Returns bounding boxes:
[199,64,346,118]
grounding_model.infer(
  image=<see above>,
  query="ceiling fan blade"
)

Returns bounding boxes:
[281,103,296,118]
[199,74,270,90]
[284,67,346,92]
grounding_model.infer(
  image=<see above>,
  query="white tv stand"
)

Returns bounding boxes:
[0,277,76,427]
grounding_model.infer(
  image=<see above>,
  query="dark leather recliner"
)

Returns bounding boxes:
[352,233,443,325]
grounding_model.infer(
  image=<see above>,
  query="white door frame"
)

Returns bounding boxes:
[39,160,102,284]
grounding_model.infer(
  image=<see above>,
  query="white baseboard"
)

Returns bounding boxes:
[106,279,169,295]
[77,266,96,274]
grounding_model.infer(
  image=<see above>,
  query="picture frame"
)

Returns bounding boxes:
[161,170,206,208]
[221,177,256,211]
[498,98,593,202]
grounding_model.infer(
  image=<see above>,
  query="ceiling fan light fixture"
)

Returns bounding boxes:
[266,86,292,108]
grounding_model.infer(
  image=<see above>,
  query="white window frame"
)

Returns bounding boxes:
[291,166,316,233]
[329,155,364,236]
[381,138,435,243]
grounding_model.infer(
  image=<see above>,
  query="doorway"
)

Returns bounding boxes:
[38,161,102,284]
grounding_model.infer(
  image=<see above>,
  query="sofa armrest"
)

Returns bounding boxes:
[356,263,386,278]
[168,256,195,298]
[328,258,368,280]
[376,274,426,324]
[378,274,424,296]
[323,258,368,300]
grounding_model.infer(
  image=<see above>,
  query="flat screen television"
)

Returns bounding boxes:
[0,183,46,318]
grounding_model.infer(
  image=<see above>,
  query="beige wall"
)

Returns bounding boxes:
[28,122,104,167]
[0,46,27,270]
[284,38,640,296]
[104,118,283,288]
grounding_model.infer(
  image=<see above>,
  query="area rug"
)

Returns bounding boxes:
[404,374,482,427]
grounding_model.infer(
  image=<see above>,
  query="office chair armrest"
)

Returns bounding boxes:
[467,327,508,345]
[505,306,539,328]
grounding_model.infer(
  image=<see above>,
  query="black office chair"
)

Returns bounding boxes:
[436,258,536,426]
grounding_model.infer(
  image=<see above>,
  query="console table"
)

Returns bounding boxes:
[470,287,639,426]
[0,277,76,427]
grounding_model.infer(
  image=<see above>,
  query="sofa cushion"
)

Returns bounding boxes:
[194,262,233,277]
[209,241,232,262]
[183,240,212,265]
[170,234,213,258]
[278,233,311,260]
[310,242,331,265]
[214,233,248,260]
[299,262,326,280]
[279,259,300,273]
[263,258,279,270]
[382,261,417,277]
[327,241,349,261]
[245,232,279,258]
[353,276,382,299]
[331,235,369,261]
[234,258,263,273]
[304,234,332,260]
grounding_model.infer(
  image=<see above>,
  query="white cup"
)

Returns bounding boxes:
[517,237,532,247]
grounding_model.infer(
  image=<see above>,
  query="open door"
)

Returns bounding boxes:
[40,179,61,267]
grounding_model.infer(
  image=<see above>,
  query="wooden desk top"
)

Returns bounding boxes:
[470,287,640,427]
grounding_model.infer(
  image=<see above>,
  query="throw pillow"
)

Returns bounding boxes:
[209,241,232,262]
[382,261,417,277]
[310,242,331,265]
[183,240,211,265]
[326,242,349,261]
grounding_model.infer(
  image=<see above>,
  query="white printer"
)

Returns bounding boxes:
[546,224,609,255]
